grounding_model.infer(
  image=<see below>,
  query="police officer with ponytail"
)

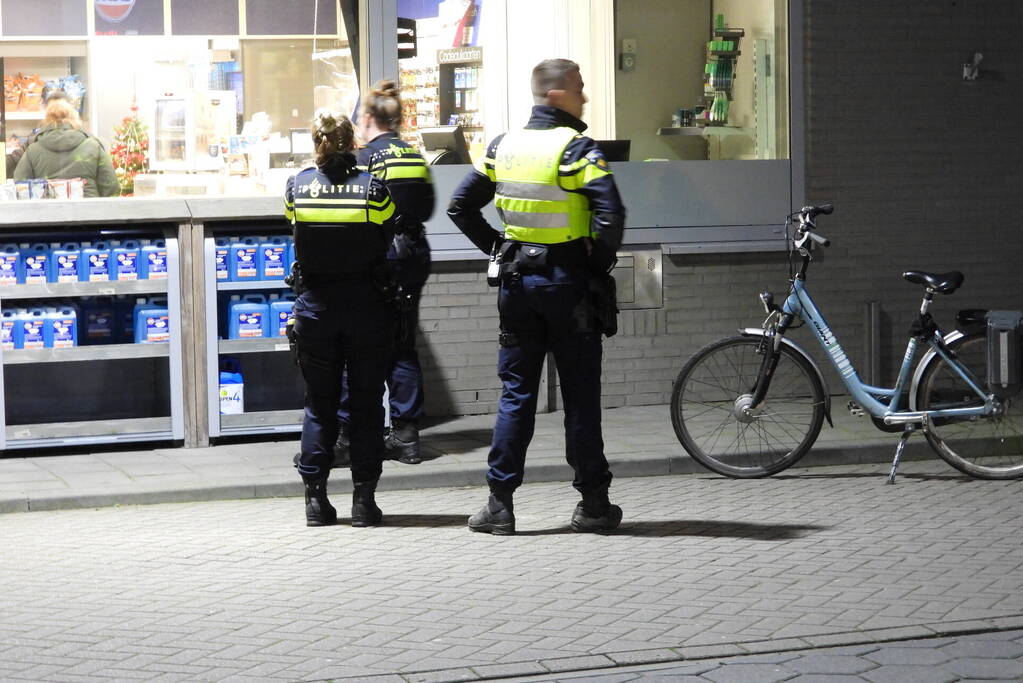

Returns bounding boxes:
[448,59,627,535]
[286,109,399,527]
[334,80,435,467]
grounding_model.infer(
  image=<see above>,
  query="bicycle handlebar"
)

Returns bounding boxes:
[792,204,834,249]
[807,230,830,247]
[801,203,834,219]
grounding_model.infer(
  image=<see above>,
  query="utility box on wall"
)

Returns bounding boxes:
[612,249,662,309]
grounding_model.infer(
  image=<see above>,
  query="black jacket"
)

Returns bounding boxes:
[285,152,398,278]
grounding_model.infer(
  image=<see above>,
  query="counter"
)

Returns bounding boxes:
[0,159,793,449]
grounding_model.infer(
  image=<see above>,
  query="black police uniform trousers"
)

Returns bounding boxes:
[338,235,429,425]
[293,281,393,482]
[488,261,613,495]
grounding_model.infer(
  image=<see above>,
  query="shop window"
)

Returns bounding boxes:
[614,0,789,162]
[396,0,484,161]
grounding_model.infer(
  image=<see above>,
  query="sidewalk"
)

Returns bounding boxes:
[0,404,940,514]
[1,459,1022,681]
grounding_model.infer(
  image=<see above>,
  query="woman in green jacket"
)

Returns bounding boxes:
[14,98,119,198]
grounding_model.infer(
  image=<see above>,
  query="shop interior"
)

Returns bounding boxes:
[1,0,787,199]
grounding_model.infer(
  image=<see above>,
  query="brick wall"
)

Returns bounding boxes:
[418,0,1023,418]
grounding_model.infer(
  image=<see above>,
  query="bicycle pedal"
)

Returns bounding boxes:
[846,400,865,417]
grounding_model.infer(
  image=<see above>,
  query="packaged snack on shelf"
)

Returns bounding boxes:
[19,74,44,111]
[61,75,86,114]
[47,179,70,200]
[29,179,49,199]
[4,75,22,111]
[68,178,85,199]
[0,181,16,202]
[15,181,31,201]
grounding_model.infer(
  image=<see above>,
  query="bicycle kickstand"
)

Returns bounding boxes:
[886,423,917,485]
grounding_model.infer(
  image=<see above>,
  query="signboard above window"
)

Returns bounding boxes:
[94,0,165,36]
[245,0,337,36]
[1,0,87,36]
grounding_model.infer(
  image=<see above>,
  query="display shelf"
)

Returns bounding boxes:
[657,126,748,136]
[220,410,301,434]
[0,279,167,300]
[714,28,746,39]
[218,338,290,354]
[216,280,289,291]
[710,50,741,57]
[5,417,173,448]
[4,111,44,121]
[3,343,169,365]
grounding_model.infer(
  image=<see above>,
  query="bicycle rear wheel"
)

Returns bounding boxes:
[915,332,1023,479]
[670,335,826,477]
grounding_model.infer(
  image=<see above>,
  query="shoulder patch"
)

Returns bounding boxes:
[587,150,609,170]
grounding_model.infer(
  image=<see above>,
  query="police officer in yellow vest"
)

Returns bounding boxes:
[286,110,399,528]
[448,59,626,535]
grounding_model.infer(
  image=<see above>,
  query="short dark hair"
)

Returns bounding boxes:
[531,59,579,103]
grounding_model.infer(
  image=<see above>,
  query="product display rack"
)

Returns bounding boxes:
[0,200,188,450]
[198,210,303,440]
[398,66,439,148]
[699,23,745,127]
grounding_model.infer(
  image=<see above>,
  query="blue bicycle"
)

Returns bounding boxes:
[670,204,1023,481]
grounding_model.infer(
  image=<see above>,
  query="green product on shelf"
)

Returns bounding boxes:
[716,13,725,30]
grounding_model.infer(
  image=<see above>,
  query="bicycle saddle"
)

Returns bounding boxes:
[902,270,964,294]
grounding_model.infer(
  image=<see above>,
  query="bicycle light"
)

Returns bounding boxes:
[759,291,776,314]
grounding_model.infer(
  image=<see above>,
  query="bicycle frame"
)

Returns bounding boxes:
[780,278,992,424]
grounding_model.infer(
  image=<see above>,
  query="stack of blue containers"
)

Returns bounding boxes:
[217,234,295,340]
[0,238,175,351]
[216,235,294,283]
[0,239,171,285]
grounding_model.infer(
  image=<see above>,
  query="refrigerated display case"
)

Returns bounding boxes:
[149,90,237,172]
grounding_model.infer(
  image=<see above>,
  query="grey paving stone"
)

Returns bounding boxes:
[470,661,548,678]
[539,654,617,673]
[944,656,1023,679]
[863,646,953,666]
[604,649,682,665]
[402,668,478,683]
[786,654,877,675]
[703,662,795,683]
[860,665,958,683]
[939,639,1023,659]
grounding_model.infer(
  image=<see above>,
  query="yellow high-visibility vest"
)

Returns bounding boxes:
[493,127,591,244]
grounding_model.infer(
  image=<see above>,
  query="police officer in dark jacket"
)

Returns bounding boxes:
[334,80,435,467]
[448,59,627,535]
[286,109,399,527]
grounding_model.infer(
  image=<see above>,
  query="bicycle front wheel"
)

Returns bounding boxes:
[670,336,826,478]
[915,332,1023,479]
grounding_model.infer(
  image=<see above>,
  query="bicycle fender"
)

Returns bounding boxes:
[740,328,833,427]
[908,329,967,412]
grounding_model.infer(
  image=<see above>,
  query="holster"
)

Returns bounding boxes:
[589,272,619,337]
[371,262,400,306]
[284,262,308,295]
[285,317,300,366]
[487,240,518,287]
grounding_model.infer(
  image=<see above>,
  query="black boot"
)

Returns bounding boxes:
[351,480,383,527]
[571,488,622,533]
[302,475,337,527]
[385,420,421,464]
[468,489,515,535]
[332,422,351,469]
